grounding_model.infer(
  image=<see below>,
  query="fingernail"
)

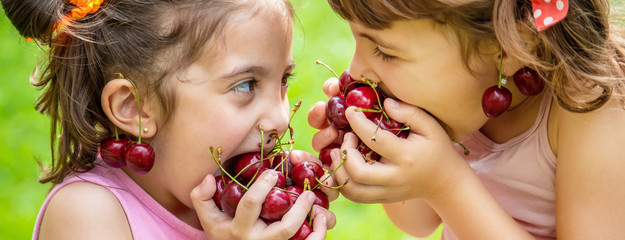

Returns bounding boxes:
[266,170,277,178]
[307,191,315,203]
[330,151,338,162]
[387,98,398,109]
[322,216,327,225]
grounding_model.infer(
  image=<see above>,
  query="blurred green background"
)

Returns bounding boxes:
[0,1,436,239]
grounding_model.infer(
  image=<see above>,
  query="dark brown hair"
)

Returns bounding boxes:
[1,0,294,184]
[328,0,625,112]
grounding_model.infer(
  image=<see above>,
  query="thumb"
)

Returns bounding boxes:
[190,174,227,230]
[383,98,443,137]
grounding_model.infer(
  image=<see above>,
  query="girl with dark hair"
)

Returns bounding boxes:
[1,0,335,238]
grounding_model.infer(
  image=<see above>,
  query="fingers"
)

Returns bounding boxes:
[305,214,327,240]
[340,133,401,186]
[383,98,443,137]
[190,174,229,231]
[265,191,316,239]
[322,77,340,98]
[311,205,336,230]
[289,150,322,166]
[318,173,339,202]
[308,101,330,130]
[232,170,278,231]
[311,126,339,153]
[344,105,410,165]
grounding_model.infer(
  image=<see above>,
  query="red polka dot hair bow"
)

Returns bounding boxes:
[530,0,569,31]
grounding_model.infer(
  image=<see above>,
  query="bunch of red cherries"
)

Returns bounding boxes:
[317,61,408,164]
[210,102,341,240]
[100,134,155,174]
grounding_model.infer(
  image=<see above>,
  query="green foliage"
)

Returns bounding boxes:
[0,1,440,239]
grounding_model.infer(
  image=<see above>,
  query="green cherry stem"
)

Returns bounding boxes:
[315,60,339,78]
[209,146,248,191]
[114,126,120,140]
[498,46,504,89]
[118,73,143,144]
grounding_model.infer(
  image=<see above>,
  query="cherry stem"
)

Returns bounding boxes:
[245,125,267,189]
[209,146,248,191]
[117,73,143,144]
[114,126,120,140]
[498,46,504,89]
[361,76,389,120]
[450,138,470,155]
[317,150,348,189]
[315,60,339,78]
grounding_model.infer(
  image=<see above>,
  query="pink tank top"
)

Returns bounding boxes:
[444,93,557,239]
[32,162,206,240]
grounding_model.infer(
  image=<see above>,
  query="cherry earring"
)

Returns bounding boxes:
[513,67,544,96]
[117,73,155,174]
[100,74,156,174]
[481,47,512,118]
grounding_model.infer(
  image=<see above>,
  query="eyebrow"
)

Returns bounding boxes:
[220,62,296,80]
[359,33,400,50]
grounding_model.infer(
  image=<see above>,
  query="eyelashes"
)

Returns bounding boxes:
[373,47,397,62]
[282,72,295,87]
[233,72,294,94]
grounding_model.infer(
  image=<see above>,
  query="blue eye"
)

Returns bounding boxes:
[233,79,256,93]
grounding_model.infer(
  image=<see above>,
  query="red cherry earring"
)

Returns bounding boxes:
[100,74,155,174]
[513,67,544,96]
[482,47,512,118]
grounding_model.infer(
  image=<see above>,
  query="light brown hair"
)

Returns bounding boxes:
[1,0,294,184]
[328,0,625,112]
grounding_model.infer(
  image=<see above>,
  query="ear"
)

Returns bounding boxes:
[496,23,539,77]
[101,78,158,139]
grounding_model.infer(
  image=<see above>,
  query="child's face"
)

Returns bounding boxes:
[148,8,294,208]
[347,19,499,139]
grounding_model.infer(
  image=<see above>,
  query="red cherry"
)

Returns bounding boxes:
[345,86,378,117]
[513,67,544,96]
[291,161,324,188]
[124,143,155,174]
[213,176,230,210]
[313,189,329,209]
[220,182,245,217]
[397,130,409,139]
[289,222,313,240]
[481,86,512,118]
[100,138,129,168]
[368,112,402,134]
[318,143,341,166]
[326,96,351,131]
[338,70,358,95]
[271,151,293,174]
[274,171,287,189]
[285,185,303,204]
[260,189,293,221]
[234,153,270,182]
[357,142,381,163]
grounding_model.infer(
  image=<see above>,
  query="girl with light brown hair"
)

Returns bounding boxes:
[310,0,625,239]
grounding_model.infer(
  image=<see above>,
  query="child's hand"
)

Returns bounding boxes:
[288,150,340,202]
[328,98,468,203]
[190,171,336,239]
[308,77,341,153]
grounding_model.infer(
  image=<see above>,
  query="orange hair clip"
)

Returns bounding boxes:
[26,0,104,41]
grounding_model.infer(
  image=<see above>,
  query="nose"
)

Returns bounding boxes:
[348,46,380,84]
[258,95,290,149]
